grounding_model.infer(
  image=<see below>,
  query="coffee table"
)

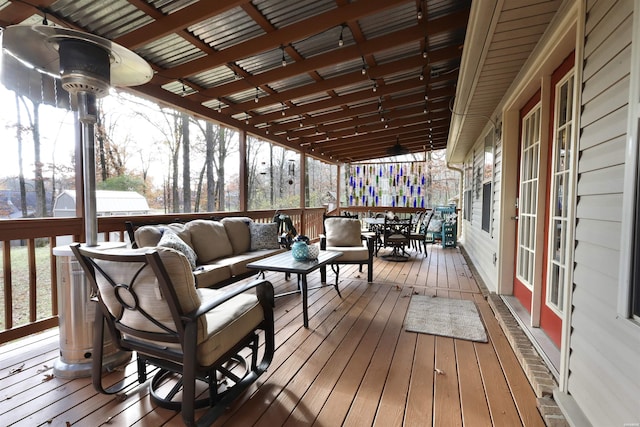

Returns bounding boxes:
[247,250,343,328]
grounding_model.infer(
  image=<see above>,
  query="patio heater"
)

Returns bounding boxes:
[2,25,152,245]
[1,25,152,377]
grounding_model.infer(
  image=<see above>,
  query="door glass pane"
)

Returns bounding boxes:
[516,105,542,288]
[546,73,574,314]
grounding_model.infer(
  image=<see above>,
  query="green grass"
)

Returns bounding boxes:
[0,245,54,330]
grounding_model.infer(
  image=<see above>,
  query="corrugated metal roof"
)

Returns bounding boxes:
[0,0,470,163]
[189,7,264,51]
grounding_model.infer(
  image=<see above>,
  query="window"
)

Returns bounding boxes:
[463,159,473,220]
[481,131,494,232]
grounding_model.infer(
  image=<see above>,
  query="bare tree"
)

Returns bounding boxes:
[181,112,191,212]
[205,121,215,211]
[14,93,27,217]
[136,107,182,212]
[17,96,47,217]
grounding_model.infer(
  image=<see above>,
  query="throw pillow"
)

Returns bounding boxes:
[158,229,198,270]
[249,222,279,250]
[325,218,362,247]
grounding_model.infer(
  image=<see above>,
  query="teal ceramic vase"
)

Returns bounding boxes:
[291,241,308,261]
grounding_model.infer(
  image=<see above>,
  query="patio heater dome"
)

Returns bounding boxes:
[2,25,152,246]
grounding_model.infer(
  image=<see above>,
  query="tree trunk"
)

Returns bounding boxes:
[181,112,191,212]
[205,122,215,212]
[194,163,205,213]
[31,100,46,217]
[15,94,27,218]
[216,128,226,210]
[97,105,108,181]
[171,113,181,213]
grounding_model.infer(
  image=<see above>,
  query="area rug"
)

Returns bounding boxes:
[404,295,488,342]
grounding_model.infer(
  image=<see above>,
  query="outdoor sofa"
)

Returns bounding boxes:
[126,216,285,288]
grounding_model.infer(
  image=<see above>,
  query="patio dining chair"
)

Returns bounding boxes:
[409,210,434,256]
[71,243,275,427]
[380,216,412,261]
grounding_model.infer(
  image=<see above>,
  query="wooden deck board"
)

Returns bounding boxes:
[0,246,546,427]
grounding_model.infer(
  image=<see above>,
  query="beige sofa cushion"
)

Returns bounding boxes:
[135,223,192,249]
[325,245,369,262]
[214,248,285,277]
[193,263,233,288]
[220,217,252,255]
[325,217,362,247]
[186,219,233,263]
[197,288,264,366]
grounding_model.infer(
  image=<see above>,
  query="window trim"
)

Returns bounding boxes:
[618,0,640,321]
[481,130,495,234]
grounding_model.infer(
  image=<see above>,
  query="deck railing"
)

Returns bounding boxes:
[0,207,326,345]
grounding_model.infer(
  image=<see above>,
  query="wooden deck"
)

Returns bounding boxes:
[0,245,545,427]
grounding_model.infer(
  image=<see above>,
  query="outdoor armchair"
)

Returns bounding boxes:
[71,243,275,427]
[320,215,375,283]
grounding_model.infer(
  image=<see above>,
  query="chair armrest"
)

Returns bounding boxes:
[319,234,327,250]
[187,279,274,320]
[362,234,375,256]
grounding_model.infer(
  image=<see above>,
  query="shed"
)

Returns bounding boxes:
[53,190,150,245]
[53,190,150,218]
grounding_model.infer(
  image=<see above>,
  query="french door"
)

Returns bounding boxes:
[514,93,541,311]
[513,54,575,349]
[540,53,575,347]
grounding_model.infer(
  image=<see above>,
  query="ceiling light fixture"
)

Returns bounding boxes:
[281,102,286,116]
[281,45,287,67]
[361,57,367,75]
[254,87,259,103]
[217,100,222,113]
[417,3,423,20]
[338,25,345,47]
[372,80,377,93]
[245,113,250,125]
[355,126,359,135]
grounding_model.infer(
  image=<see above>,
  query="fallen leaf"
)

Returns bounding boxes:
[435,368,445,375]
[9,363,25,374]
[42,373,55,382]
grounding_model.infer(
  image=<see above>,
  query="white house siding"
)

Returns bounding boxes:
[461,133,500,292]
[569,0,640,423]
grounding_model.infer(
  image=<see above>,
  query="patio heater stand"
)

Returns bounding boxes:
[2,25,152,378]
